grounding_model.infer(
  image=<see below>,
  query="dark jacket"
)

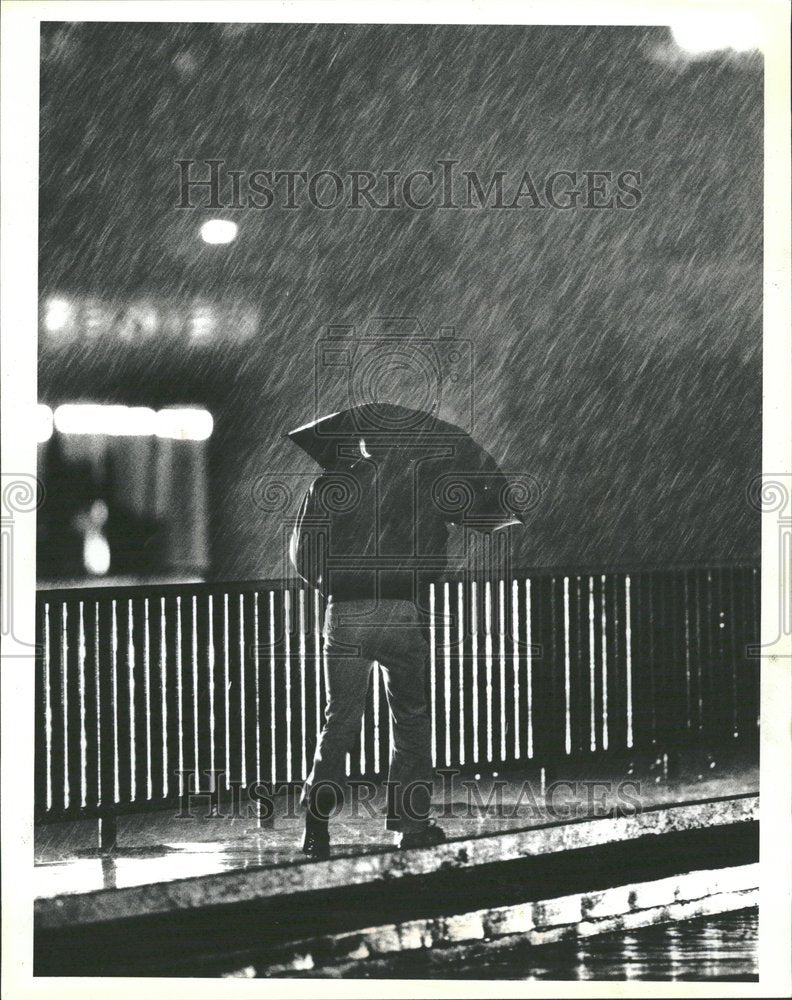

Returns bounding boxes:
[290,455,450,606]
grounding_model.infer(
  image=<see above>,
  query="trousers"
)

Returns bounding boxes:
[302,597,434,832]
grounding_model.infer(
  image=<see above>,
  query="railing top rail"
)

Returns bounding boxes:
[35,560,760,604]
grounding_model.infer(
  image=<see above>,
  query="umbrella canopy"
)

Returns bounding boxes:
[289,402,476,462]
[288,403,529,527]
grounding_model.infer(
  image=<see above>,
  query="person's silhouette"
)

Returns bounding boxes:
[292,436,448,858]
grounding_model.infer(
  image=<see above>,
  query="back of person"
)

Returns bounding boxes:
[291,449,450,611]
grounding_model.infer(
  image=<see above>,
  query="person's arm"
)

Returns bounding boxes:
[289,481,327,591]
[288,489,310,578]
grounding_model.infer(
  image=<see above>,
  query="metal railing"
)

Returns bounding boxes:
[35,564,760,824]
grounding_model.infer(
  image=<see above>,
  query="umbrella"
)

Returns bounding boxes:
[287,403,532,528]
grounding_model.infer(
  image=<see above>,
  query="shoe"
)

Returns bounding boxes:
[301,818,330,860]
[300,786,333,860]
[396,819,446,850]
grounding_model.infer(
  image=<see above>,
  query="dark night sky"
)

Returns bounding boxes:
[38,23,763,579]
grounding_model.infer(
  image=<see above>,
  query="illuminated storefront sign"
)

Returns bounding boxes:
[41,296,259,345]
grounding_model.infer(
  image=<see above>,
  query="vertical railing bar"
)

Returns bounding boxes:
[207,594,217,784]
[471,580,479,764]
[388,679,395,759]
[709,570,717,737]
[176,595,184,797]
[695,572,703,733]
[78,601,87,808]
[253,591,261,790]
[588,576,596,753]
[458,581,466,767]
[648,574,657,745]
[498,578,506,763]
[111,600,120,803]
[563,577,571,755]
[484,580,493,763]
[94,601,102,805]
[716,569,726,740]
[600,574,609,752]
[81,596,99,812]
[93,594,115,810]
[284,589,292,783]
[44,603,53,812]
[239,591,247,786]
[372,660,380,774]
[359,696,366,776]
[737,566,749,733]
[690,571,701,734]
[550,577,558,760]
[525,578,533,760]
[298,588,307,781]
[718,567,732,717]
[314,589,322,745]
[144,598,152,799]
[191,594,199,790]
[127,599,136,801]
[728,568,738,737]
[160,596,168,799]
[218,593,225,784]
[573,576,582,755]
[324,597,333,764]
[429,583,437,768]
[625,575,633,748]
[610,574,620,750]
[751,567,759,729]
[61,602,69,809]
[269,590,276,785]
[511,579,519,761]
[683,574,692,731]
[443,581,451,768]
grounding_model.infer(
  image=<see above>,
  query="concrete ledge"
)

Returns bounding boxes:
[36,793,758,931]
[242,864,758,978]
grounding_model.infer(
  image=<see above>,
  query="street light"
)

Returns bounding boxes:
[200,219,238,245]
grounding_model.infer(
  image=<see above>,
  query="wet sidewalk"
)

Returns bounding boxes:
[35,746,758,900]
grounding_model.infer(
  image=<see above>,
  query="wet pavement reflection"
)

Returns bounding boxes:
[35,753,758,899]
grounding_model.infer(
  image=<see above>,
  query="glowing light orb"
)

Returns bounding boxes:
[200,219,238,245]
[44,298,73,334]
[37,404,54,442]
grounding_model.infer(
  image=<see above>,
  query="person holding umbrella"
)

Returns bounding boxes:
[288,403,522,859]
